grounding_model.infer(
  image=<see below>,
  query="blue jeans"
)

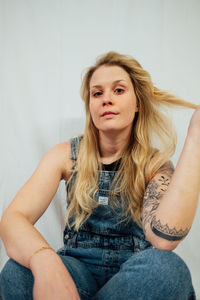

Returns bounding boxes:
[0,248,196,300]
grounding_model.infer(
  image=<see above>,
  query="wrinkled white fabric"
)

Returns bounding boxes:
[0,0,200,296]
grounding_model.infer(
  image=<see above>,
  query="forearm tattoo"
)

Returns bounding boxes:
[142,161,189,241]
[150,216,189,241]
[142,179,163,234]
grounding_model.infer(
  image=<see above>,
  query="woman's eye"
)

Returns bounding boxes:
[93,91,102,97]
[115,88,124,94]
[92,88,124,97]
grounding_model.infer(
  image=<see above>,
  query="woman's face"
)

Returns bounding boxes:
[89,65,138,135]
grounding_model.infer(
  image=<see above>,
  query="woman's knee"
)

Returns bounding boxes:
[149,249,192,280]
[147,249,195,297]
[124,248,191,277]
[121,248,195,298]
[0,259,33,300]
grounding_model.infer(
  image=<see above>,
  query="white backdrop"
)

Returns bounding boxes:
[0,0,200,297]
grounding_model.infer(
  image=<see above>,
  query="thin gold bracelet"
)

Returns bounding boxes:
[29,246,55,267]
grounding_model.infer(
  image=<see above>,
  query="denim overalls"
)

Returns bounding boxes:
[0,136,196,300]
[60,135,152,257]
[56,136,196,300]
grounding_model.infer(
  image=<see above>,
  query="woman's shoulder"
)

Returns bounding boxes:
[49,135,83,181]
[45,141,73,182]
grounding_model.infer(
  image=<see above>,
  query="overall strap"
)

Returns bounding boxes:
[69,135,83,161]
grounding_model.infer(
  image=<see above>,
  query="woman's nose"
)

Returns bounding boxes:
[103,99,113,106]
[102,93,113,106]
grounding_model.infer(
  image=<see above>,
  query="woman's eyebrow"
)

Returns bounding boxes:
[90,79,127,89]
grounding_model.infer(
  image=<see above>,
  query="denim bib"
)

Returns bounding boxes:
[62,136,152,255]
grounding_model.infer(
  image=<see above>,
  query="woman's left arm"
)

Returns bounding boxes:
[142,105,200,250]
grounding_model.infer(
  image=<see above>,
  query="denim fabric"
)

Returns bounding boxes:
[0,136,196,299]
[66,136,151,246]
[0,248,196,300]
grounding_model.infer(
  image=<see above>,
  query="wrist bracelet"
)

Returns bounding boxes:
[29,246,55,267]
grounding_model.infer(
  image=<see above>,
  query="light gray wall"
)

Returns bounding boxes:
[0,0,199,297]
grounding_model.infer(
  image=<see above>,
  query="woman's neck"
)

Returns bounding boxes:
[99,130,131,164]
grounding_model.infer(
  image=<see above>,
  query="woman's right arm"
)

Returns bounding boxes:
[0,142,70,267]
[0,142,81,300]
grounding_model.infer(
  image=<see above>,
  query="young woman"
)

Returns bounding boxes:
[0,51,199,300]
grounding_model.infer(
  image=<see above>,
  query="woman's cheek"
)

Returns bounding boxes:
[90,109,99,127]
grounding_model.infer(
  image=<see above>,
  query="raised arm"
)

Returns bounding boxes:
[142,106,200,251]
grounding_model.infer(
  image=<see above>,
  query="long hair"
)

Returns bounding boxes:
[65,51,197,231]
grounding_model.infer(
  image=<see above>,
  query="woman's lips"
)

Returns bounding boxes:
[102,111,117,117]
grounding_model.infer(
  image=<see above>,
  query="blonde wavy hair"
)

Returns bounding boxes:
[65,51,197,231]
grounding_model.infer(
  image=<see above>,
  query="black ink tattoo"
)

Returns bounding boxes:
[157,161,174,178]
[142,179,161,234]
[142,161,174,235]
[151,216,189,241]
[142,161,191,242]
